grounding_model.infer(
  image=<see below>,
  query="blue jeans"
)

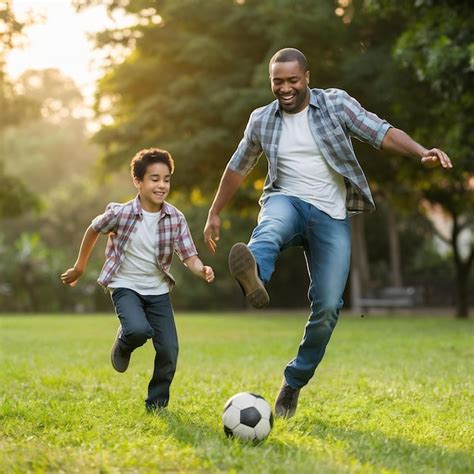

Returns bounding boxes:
[248,195,352,389]
[111,288,178,407]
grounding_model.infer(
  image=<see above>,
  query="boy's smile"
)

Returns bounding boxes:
[134,162,171,212]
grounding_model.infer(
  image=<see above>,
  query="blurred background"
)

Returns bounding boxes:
[0,0,472,317]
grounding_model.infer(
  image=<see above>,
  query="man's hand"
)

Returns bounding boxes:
[204,213,221,254]
[421,148,453,169]
[201,266,215,283]
[60,267,83,287]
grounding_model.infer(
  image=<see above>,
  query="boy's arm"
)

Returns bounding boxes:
[61,225,100,286]
[183,255,215,283]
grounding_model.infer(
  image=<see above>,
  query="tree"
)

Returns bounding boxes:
[0,64,124,312]
[74,0,272,194]
[74,0,355,194]
[73,0,359,309]
[0,1,39,127]
[366,0,474,317]
[3,68,91,194]
[75,0,472,314]
[0,1,39,217]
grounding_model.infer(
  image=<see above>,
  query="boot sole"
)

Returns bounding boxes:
[229,243,269,309]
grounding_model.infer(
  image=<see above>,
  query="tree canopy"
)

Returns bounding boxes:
[0,1,39,217]
[70,0,473,315]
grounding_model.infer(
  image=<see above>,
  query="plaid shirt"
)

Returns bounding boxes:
[91,196,197,289]
[227,88,392,214]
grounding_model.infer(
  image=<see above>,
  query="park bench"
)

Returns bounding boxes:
[356,286,422,313]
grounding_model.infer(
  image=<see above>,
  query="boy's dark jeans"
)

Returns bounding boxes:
[111,288,178,408]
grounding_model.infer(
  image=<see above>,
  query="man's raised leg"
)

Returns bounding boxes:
[229,195,304,309]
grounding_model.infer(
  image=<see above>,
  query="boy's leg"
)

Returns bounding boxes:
[277,207,351,416]
[142,293,178,410]
[229,195,305,308]
[110,288,154,372]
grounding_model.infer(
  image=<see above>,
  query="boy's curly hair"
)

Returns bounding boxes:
[130,148,175,181]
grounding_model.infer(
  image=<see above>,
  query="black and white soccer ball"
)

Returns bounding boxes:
[222,392,274,441]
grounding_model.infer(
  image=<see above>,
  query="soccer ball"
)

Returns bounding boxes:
[222,392,274,441]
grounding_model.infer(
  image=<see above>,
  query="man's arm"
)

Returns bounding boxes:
[381,127,453,169]
[61,225,100,286]
[203,167,246,253]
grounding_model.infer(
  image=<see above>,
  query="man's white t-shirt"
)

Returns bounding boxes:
[275,106,347,219]
[108,209,170,295]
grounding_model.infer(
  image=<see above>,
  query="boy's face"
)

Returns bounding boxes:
[134,162,171,212]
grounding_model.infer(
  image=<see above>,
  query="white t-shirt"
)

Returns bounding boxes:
[108,209,170,295]
[275,106,347,219]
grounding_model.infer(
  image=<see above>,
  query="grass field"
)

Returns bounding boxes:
[1,312,473,473]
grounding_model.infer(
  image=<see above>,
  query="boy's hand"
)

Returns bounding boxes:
[60,267,83,287]
[201,266,215,283]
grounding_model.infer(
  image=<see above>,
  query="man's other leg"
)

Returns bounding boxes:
[283,208,351,391]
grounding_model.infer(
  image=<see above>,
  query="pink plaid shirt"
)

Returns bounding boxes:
[91,196,198,290]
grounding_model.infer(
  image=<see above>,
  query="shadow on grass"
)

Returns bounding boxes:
[148,408,219,439]
[150,409,317,471]
[296,417,472,473]
[153,409,472,473]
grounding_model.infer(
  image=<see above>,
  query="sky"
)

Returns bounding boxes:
[6,0,130,103]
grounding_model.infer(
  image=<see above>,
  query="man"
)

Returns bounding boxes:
[203,48,452,418]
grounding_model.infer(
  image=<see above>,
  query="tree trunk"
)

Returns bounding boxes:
[451,213,472,318]
[455,266,469,318]
[386,202,403,287]
[350,261,362,313]
[350,214,371,311]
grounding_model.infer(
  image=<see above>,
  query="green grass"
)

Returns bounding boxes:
[1,313,473,473]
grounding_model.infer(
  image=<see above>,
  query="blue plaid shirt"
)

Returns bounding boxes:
[227,88,392,214]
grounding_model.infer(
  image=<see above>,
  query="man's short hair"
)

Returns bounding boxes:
[269,48,308,75]
[130,148,175,181]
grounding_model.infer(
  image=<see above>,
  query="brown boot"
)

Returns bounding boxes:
[228,242,269,309]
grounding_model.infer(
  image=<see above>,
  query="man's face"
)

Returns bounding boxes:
[270,60,310,113]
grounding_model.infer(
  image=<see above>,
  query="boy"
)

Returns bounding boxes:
[61,148,214,411]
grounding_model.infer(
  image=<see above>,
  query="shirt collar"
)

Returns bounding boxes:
[133,195,171,218]
[132,195,142,217]
[309,88,320,108]
[160,201,172,216]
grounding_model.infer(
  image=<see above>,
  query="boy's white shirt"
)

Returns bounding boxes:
[108,208,170,295]
[274,106,347,219]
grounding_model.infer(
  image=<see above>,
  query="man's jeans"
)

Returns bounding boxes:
[248,195,352,389]
[111,288,178,407]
